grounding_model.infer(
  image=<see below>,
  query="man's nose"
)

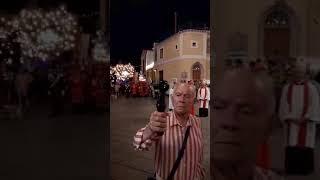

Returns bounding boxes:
[219,108,240,132]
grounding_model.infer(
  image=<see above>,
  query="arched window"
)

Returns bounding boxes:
[265,9,289,28]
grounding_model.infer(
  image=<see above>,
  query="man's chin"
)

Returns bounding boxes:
[213,146,244,163]
[174,109,188,114]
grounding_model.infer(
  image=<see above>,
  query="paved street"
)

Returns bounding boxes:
[0,102,107,179]
[111,96,320,180]
[110,96,211,180]
[268,125,320,179]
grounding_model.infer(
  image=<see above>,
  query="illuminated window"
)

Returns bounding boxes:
[265,10,289,27]
[191,41,198,48]
[160,48,164,59]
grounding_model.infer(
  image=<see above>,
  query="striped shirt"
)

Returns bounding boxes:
[133,112,205,180]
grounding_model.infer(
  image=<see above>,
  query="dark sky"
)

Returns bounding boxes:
[1,0,99,13]
[111,0,210,67]
[1,0,100,33]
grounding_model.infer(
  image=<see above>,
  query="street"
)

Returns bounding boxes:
[0,102,107,179]
[110,96,211,180]
[111,96,320,180]
[268,123,320,179]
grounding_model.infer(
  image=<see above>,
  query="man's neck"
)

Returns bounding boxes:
[213,160,255,180]
[174,112,189,127]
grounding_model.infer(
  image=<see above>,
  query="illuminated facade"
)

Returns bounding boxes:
[212,0,320,78]
[149,29,210,84]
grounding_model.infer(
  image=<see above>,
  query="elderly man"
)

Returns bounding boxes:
[212,67,282,180]
[133,83,205,180]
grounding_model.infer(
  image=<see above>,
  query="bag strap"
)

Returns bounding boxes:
[167,126,191,180]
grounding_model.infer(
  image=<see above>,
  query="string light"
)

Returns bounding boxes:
[110,63,135,81]
[3,5,79,61]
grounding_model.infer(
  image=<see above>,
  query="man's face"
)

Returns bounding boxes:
[212,72,272,163]
[172,84,194,114]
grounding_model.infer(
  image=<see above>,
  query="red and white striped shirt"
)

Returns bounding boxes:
[133,112,205,180]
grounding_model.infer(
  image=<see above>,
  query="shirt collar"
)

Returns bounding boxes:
[169,111,193,127]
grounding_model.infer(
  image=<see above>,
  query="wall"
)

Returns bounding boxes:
[212,0,309,79]
[155,59,208,82]
[182,32,206,56]
[308,0,320,60]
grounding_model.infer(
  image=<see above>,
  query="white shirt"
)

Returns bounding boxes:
[168,88,174,110]
[197,87,210,109]
[279,81,320,148]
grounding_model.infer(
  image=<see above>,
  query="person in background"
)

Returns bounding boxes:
[15,68,33,113]
[48,68,67,117]
[115,81,120,99]
[197,80,210,117]
[279,58,320,175]
[69,67,84,113]
[168,81,175,111]
[188,80,196,115]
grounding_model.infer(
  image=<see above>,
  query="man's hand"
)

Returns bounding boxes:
[148,111,168,133]
[141,111,168,142]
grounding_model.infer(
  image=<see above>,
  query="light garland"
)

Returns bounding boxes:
[110,63,135,81]
[0,17,20,65]
[5,5,79,61]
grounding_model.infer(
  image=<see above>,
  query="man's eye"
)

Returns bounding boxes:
[213,103,224,110]
[240,107,254,115]
[213,105,223,110]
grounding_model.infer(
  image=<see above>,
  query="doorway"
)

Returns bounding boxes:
[263,6,290,58]
[192,62,202,81]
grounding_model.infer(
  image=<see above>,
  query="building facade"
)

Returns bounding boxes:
[141,49,155,83]
[212,0,320,79]
[150,29,210,84]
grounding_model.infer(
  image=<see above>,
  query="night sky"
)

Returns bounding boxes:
[111,0,210,67]
[1,0,100,33]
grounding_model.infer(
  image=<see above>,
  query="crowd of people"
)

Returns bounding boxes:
[0,61,108,119]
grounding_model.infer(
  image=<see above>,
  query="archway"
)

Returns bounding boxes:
[264,9,290,57]
[258,1,300,58]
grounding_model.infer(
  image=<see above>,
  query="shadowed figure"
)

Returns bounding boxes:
[212,67,282,180]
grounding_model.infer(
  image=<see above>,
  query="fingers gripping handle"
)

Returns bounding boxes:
[156,80,169,136]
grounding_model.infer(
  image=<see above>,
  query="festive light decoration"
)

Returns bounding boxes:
[110,63,135,81]
[92,30,107,62]
[139,74,146,81]
[0,17,20,66]
[4,5,78,61]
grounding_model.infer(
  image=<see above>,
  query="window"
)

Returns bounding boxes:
[265,10,289,27]
[191,41,198,48]
[207,37,210,54]
[160,48,164,59]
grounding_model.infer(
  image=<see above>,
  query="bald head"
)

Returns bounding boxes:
[216,67,276,115]
[172,82,195,115]
[173,82,196,98]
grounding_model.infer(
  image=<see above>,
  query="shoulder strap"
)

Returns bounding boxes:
[167,126,191,180]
